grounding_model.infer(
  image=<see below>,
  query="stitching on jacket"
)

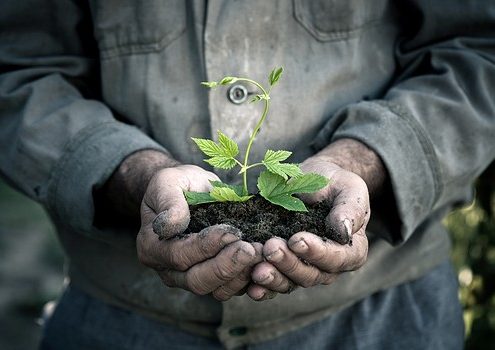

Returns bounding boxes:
[293,0,392,42]
[100,27,187,60]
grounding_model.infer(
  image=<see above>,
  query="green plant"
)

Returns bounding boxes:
[184,67,329,212]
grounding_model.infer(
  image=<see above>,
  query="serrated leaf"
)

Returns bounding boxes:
[191,131,239,169]
[257,171,329,211]
[184,191,217,205]
[205,156,237,169]
[262,150,302,180]
[201,81,218,88]
[264,162,303,180]
[210,187,253,202]
[286,173,329,193]
[209,181,244,197]
[191,138,224,157]
[263,150,292,163]
[268,67,283,86]
[217,131,239,158]
[219,76,238,85]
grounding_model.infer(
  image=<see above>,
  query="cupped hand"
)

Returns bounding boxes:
[249,160,370,301]
[137,165,262,301]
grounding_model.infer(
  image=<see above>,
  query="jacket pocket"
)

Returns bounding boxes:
[91,0,186,58]
[293,0,389,42]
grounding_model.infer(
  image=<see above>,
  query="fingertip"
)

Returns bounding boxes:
[288,237,309,254]
[247,284,276,301]
[324,214,352,245]
[152,207,190,239]
[251,242,264,263]
[263,237,287,256]
[233,242,256,265]
[199,224,242,245]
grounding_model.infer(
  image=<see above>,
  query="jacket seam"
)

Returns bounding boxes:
[372,100,443,204]
[45,120,117,225]
[99,27,187,60]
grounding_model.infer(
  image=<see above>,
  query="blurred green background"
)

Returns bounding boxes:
[0,163,493,349]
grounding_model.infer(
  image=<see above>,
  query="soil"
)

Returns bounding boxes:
[187,195,350,244]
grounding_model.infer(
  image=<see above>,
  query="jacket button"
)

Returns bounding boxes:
[228,84,248,104]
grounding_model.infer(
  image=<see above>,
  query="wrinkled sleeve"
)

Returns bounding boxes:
[314,0,495,243]
[0,1,165,237]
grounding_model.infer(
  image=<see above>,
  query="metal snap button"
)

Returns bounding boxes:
[228,84,248,104]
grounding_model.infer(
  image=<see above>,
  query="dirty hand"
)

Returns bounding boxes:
[137,164,262,301]
[248,139,386,301]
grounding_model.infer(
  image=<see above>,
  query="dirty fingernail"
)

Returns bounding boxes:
[343,219,352,241]
[152,212,167,238]
[255,291,266,300]
[256,273,274,284]
[290,239,308,253]
[221,232,241,245]
[266,249,283,263]
[264,291,278,300]
[236,248,254,264]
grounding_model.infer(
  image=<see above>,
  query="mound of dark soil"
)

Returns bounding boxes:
[187,196,349,244]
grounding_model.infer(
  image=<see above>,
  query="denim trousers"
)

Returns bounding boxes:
[40,260,464,350]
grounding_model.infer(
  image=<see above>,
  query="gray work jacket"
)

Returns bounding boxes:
[1,1,494,348]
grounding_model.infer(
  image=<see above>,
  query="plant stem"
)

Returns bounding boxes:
[238,162,263,175]
[235,78,270,195]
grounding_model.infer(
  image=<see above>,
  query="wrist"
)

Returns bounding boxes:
[308,138,387,198]
[95,149,180,224]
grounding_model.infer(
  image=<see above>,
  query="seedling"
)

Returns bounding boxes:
[185,67,329,212]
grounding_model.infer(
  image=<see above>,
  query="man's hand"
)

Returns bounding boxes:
[248,139,386,301]
[137,164,262,301]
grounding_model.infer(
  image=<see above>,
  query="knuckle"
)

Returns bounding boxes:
[168,248,190,271]
[309,248,328,265]
[185,274,209,295]
[212,287,232,301]
[212,263,235,282]
[299,279,314,288]
[299,273,319,288]
[198,235,218,255]
[284,258,300,275]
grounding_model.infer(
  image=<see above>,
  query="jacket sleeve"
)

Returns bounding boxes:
[314,0,495,244]
[0,1,165,238]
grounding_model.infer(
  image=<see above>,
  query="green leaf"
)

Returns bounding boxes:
[201,81,218,88]
[286,173,329,193]
[264,162,303,180]
[249,94,270,103]
[191,138,224,157]
[205,156,237,169]
[217,131,239,158]
[191,131,239,170]
[184,191,217,205]
[262,150,302,180]
[210,187,253,202]
[249,95,261,103]
[219,76,238,85]
[209,181,244,197]
[268,67,283,86]
[263,150,292,163]
[257,171,329,211]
